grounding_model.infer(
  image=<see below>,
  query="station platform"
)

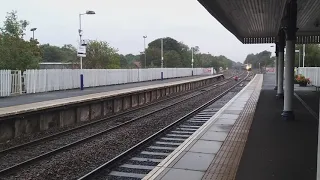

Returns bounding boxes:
[144,73,318,180]
[0,76,212,108]
[0,75,222,118]
[0,74,226,143]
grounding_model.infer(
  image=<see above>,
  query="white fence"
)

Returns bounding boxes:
[21,68,214,94]
[0,70,11,97]
[0,70,22,97]
[297,67,320,86]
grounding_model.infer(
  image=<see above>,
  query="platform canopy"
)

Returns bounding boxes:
[198,0,320,44]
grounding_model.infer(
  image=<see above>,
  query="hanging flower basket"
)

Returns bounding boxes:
[295,74,310,87]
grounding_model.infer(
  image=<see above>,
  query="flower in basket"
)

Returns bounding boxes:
[306,78,311,84]
[295,74,310,86]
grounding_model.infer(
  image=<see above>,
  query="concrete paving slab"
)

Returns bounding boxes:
[200,131,228,142]
[173,152,215,171]
[160,168,204,180]
[189,140,222,154]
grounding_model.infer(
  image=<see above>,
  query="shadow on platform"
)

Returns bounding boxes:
[236,73,318,180]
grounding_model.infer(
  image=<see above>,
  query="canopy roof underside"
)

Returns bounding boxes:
[199,0,320,44]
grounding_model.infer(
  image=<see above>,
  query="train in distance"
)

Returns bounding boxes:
[245,64,252,71]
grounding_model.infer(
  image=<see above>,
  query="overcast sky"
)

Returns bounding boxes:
[0,0,275,62]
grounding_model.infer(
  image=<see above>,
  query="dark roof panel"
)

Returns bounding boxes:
[199,0,320,44]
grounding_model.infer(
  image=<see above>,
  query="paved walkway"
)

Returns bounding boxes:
[144,73,318,180]
[235,73,318,180]
[144,74,263,180]
[0,76,209,108]
[0,75,224,117]
[295,88,319,116]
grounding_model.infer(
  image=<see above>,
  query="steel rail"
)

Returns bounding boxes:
[0,72,242,175]
[77,72,251,180]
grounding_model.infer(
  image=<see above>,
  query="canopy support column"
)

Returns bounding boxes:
[282,0,297,121]
[274,43,279,90]
[277,30,285,99]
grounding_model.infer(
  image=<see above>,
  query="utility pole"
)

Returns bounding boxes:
[303,44,306,67]
[143,36,147,68]
[161,38,164,68]
[78,10,95,90]
[30,28,37,40]
[191,47,194,76]
[161,38,164,80]
[191,47,194,68]
[79,14,83,70]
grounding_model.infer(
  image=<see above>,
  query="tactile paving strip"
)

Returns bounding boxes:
[202,76,262,180]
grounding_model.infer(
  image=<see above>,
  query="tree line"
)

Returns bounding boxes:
[2,11,320,72]
[0,11,41,71]
[244,45,320,69]
[243,50,275,68]
[0,11,236,71]
[138,37,234,70]
[295,44,320,67]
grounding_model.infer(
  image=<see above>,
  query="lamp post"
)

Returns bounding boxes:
[302,44,306,67]
[295,49,301,67]
[295,49,303,76]
[143,36,147,68]
[271,45,278,89]
[79,10,95,69]
[270,45,275,67]
[161,38,164,68]
[161,38,164,80]
[78,10,95,90]
[191,47,194,76]
[191,47,194,68]
[30,28,37,40]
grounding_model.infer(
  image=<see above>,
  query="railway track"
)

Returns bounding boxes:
[0,74,227,152]
[78,72,253,180]
[0,71,242,177]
